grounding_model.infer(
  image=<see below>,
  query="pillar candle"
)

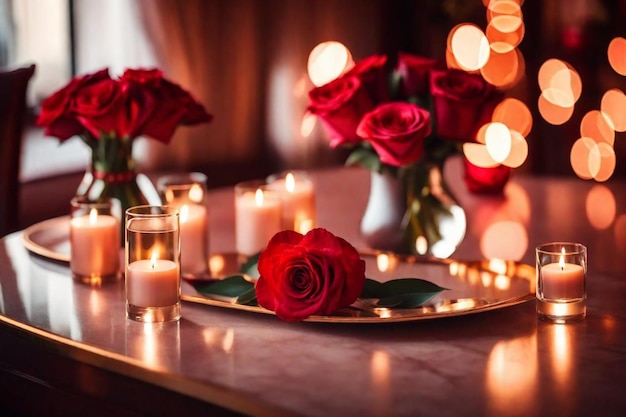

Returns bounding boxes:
[235,188,282,256]
[267,172,316,234]
[541,254,585,300]
[70,209,120,277]
[179,204,209,275]
[127,255,179,307]
[541,248,585,300]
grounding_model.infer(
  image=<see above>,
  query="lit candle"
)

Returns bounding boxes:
[235,187,282,256]
[70,208,120,278]
[541,248,585,300]
[127,249,180,307]
[267,172,316,233]
[179,204,209,275]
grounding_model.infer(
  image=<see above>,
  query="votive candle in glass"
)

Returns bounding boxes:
[234,180,282,257]
[70,197,121,285]
[125,206,181,323]
[267,170,316,234]
[536,242,587,323]
[157,172,209,277]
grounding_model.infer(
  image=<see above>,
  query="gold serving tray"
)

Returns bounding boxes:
[21,216,535,324]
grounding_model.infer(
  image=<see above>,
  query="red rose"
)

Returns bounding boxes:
[344,54,389,103]
[121,68,213,144]
[70,77,131,138]
[356,102,431,167]
[37,68,111,141]
[255,228,366,322]
[463,158,511,194]
[308,75,375,147]
[396,52,444,98]
[430,69,503,142]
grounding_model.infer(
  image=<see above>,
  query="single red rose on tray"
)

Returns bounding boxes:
[356,101,431,167]
[255,228,366,322]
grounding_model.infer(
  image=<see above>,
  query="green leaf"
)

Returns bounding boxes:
[359,278,447,309]
[236,287,258,306]
[345,147,382,172]
[360,278,384,299]
[196,275,255,298]
[239,253,260,278]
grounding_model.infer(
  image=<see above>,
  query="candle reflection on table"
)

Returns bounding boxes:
[370,350,391,417]
[486,333,538,416]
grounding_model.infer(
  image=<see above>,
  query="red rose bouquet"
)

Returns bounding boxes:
[308,52,508,256]
[36,67,212,222]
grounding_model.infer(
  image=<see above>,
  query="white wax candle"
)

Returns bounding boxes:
[268,173,316,233]
[235,188,282,256]
[127,258,180,307]
[70,209,120,277]
[541,256,585,300]
[179,204,208,275]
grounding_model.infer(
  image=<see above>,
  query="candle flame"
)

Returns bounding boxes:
[89,208,98,225]
[559,247,566,270]
[189,184,204,203]
[255,188,264,206]
[150,250,158,269]
[286,173,295,193]
[180,204,189,223]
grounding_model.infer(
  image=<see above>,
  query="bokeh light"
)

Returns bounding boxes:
[492,98,532,136]
[307,41,353,87]
[585,185,616,230]
[463,142,499,167]
[480,48,525,88]
[538,93,574,125]
[300,111,316,138]
[592,142,616,182]
[486,19,525,53]
[501,130,528,168]
[600,89,626,132]
[485,122,512,163]
[570,137,599,180]
[449,23,490,71]
[607,37,626,76]
[580,110,615,146]
[480,221,528,261]
[537,59,581,124]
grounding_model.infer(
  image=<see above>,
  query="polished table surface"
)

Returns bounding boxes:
[1,158,626,416]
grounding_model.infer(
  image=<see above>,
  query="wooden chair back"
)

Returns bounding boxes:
[0,64,36,237]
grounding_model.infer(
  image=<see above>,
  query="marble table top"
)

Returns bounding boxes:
[2,159,626,416]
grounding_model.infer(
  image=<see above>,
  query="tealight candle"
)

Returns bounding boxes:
[69,197,120,284]
[235,180,282,257]
[125,205,181,323]
[536,242,587,323]
[157,173,209,277]
[267,171,316,234]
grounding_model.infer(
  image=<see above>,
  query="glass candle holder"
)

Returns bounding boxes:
[125,206,181,323]
[536,242,587,323]
[267,170,317,234]
[234,180,282,257]
[157,173,209,277]
[70,196,121,285]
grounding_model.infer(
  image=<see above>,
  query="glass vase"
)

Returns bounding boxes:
[76,135,160,244]
[360,163,466,258]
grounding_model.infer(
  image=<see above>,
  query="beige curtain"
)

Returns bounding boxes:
[135,0,265,171]
[134,0,386,172]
